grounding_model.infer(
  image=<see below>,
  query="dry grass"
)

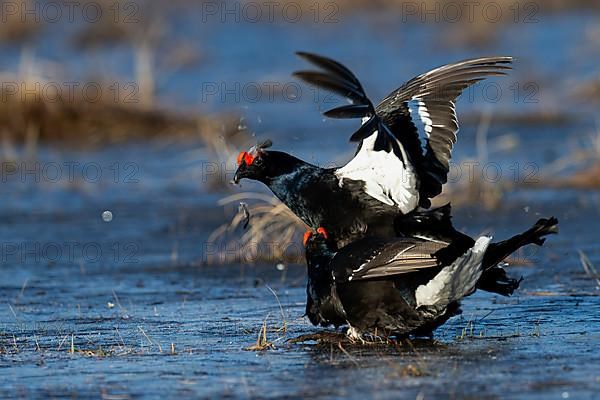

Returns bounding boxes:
[246,0,600,16]
[243,293,290,351]
[243,0,600,48]
[0,2,234,152]
[0,0,43,42]
[207,192,306,265]
[534,127,600,189]
[244,318,276,351]
[578,251,600,289]
[572,79,600,104]
[0,49,243,152]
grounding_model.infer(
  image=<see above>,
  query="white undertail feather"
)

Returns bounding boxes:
[415,236,491,308]
[335,119,419,213]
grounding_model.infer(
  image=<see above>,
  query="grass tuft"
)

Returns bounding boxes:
[207,193,306,265]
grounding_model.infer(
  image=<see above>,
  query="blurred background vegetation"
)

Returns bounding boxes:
[0,0,598,265]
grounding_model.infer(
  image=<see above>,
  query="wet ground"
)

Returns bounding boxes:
[1,186,599,398]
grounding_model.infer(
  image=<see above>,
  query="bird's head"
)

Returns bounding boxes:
[232,139,310,186]
[232,139,273,184]
[303,227,336,259]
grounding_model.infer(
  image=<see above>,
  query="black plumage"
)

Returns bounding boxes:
[303,218,558,339]
[232,52,546,302]
[233,147,523,297]
[232,52,560,340]
[234,149,452,245]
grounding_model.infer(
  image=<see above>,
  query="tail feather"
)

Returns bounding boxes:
[482,217,558,270]
[477,217,559,296]
[416,236,491,308]
[476,265,523,296]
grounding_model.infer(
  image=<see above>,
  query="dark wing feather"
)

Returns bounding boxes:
[293,71,368,104]
[333,237,447,282]
[324,104,372,119]
[296,51,364,91]
[294,52,402,154]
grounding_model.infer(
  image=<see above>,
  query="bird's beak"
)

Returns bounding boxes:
[232,163,246,184]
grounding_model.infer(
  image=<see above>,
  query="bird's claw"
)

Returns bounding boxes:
[346,326,365,344]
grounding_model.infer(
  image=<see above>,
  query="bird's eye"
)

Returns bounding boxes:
[237,151,256,166]
[244,152,255,165]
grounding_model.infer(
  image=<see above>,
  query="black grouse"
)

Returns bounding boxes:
[303,218,558,340]
[234,52,512,246]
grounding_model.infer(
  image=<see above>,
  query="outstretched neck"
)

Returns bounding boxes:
[306,246,336,282]
[259,151,321,184]
[259,151,330,229]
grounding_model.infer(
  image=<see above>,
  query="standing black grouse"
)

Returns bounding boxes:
[303,218,558,340]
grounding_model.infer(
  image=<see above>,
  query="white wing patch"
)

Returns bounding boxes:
[414,99,459,139]
[417,100,433,134]
[415,236,491,308]
[335,119,419,213]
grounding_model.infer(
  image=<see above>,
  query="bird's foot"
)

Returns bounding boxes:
[346,326,365,344]
[363,332,386,343]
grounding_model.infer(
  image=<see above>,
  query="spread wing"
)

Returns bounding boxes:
[376,56,513,205]
[332,237,448,282]
[293,51,413,159]
[294,52,513,208]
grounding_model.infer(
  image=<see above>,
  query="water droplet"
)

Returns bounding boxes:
[102,211,113,222]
